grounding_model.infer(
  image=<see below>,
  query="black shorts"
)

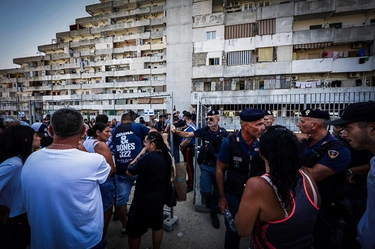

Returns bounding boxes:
[126,207,164,238]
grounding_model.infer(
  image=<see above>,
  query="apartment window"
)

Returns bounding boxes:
[258,19,276,35]
[370,19,375,26]
[204,82,211,91]
[258,47,274,62]
[235,81,245,90]
[243,3,254,11]
[225,23,257,39]
[206,31,216,40]
[209,58,220,65]
[227,50,253,65]
[258,1,269,7]
[309,25,322,30]
[329,23,342,29]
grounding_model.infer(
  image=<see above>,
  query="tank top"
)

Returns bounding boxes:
[251,170,319,249]
[83,139,100,153]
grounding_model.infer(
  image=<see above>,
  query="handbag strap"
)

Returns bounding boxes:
[168,152,176,184]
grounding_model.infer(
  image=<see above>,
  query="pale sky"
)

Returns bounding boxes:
[0,0,97,69]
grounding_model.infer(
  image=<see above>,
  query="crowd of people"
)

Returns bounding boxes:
[0,101,374,249]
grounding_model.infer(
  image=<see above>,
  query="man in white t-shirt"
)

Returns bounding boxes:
[21,108,111,249]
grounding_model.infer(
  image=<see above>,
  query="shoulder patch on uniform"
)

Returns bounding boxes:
[328,150,339,159]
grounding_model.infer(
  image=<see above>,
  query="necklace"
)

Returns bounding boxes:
[50,143,73,147]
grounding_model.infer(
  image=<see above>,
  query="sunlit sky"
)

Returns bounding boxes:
[0,0,98,69]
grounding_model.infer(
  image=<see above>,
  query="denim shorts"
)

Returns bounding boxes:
[115,174,136,206]
[99,177,116,211]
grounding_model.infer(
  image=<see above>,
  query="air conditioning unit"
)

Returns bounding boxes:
[352,42,363,49]
[348,72,360,78]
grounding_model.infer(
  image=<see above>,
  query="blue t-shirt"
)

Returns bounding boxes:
[112,123,150,175]
[301,133,351,173]
[217,131,260,164]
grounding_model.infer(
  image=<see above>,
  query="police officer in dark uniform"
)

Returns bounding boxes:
[216,108,265,249]
[172,109,228,229]
[297,108,351,249]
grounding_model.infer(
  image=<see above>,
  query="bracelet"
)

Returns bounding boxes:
[346,169,354,175]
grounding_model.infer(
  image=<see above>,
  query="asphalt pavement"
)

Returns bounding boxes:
[104,191,251,249]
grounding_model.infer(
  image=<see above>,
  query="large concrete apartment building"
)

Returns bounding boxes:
[1,0,375,129]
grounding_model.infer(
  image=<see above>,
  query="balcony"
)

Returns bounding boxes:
[50,53,71,60]
[223,65,255,77]
[38,43,64,53]
[255,61,292,75]
[226,9,257,25]
[86,1,113,15]
[292,56,375,74]
[13,56,46,65]
[294,0,335,19]
[193,12,225,28]
[336,1,375,14]
[334,26,375,43]
[257,2,293,20]
[293,29,334,45]
[193,65,224,78]
[255,32,293,48]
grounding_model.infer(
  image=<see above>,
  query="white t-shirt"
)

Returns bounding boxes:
[21,148,110,249]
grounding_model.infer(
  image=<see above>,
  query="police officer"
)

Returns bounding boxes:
[263,110,275,128]
[216,108,265,249]
[297,108,351,249]
[172,109,228,229]
[178,111,196,193]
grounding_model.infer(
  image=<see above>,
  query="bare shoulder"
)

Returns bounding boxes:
[244,176,272,194]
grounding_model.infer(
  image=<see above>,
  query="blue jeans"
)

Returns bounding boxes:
[200,163,219,213]
[224,193,241,249]
[115,174,136,206]
[99,177,116,211]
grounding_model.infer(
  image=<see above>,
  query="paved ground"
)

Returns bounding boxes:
[105,191,251,249]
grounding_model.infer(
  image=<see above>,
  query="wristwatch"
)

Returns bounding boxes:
[346,169,354,175]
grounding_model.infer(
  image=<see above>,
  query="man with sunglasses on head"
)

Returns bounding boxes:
[171,109,228,229]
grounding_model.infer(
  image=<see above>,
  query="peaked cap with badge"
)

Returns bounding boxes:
[301,109,330,120]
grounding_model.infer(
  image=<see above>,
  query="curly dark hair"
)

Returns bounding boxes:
[259,125,304,208]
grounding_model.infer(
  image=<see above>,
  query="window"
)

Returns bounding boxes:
[309,25,322,30]
[204,82,211,91]
[243,3,254,11]
[235,81,245,90]
[258,19,276,35]
[206,31,216,40]
[370,19,375,26]
[227,50,253,65]
[258,47,274,62]
[259,1,269,7]
[209,58,220,65]
[225,23,257,39]
[329,23,342,29]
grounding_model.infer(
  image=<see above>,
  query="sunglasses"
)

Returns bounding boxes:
[205,117,214,121]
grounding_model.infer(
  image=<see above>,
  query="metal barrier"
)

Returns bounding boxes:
[193,88,375,209]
